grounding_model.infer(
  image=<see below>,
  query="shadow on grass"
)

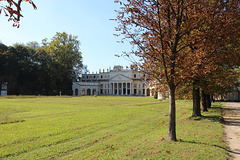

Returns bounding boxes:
[188,105,224,122]
[191,115,223,123]
[179,140,240,155]
[186,106,222,112]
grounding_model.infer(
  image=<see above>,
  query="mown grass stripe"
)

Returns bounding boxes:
[0,96,227,159]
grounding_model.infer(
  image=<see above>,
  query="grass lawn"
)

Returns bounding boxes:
[0,96,227,159]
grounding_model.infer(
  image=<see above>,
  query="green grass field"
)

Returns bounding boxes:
[0,96,228,159]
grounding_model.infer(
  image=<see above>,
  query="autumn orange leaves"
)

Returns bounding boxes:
[0,0,36,27]
[114,0,239,141]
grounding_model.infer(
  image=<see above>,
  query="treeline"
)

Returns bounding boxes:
[0,32,86,95]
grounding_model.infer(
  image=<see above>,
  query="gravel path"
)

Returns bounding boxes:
[222,102,240,160]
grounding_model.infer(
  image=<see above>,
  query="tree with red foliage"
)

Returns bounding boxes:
[0,0,36,27]
[115,0,239,141]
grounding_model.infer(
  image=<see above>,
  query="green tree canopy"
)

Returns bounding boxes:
[0,32,84,95]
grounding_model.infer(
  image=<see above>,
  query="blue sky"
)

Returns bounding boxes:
[0,0,134,72]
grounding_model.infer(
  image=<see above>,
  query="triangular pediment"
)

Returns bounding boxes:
[110,74,132,81]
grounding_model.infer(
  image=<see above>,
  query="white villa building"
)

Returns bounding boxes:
[72,65,154,96]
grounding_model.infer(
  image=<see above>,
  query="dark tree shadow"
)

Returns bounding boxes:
[222,105,240,127]
[179,140,240,155]
[223,117,240,127]
[191,115,223,123]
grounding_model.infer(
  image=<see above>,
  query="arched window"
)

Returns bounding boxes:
[87,89,91,95]
[75,88,78,96]
[147,89,150,96]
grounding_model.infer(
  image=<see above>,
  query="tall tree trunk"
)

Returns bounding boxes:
[192,82,201,117]
[211,95,215,103]
[168,85,177,141]
[201,90,208,112]
[206,94,211,108]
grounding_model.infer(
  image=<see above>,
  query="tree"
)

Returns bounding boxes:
[0,43,9,88]
[0,32,84,95]
[193,36,240,113]
[0,44,39,94]
[115,0,239,141]
[192,80,201,116]
[41,32,83,95]
[201,90,208,112]
[0,0,36,27]
[23,32,83,95]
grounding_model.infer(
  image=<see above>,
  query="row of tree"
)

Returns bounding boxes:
[0,32,86,95]
[115,0,240,141]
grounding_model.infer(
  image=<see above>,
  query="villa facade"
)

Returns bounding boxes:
[72,65,154,96]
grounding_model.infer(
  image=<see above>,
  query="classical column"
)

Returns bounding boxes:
[109,84,110,95]
[138,83,141,95]
[125,83,128,96]
[144,85,147,96]
[106,83,108,95]
[109,83,111,95]
[139,83,141,95]
[110,83,112,95]
[96,88,98,96]
[113,83,115,95]
[103,83,105,95]
[130,83,132,95]
[136,83,138,95]
[121,83,124,95]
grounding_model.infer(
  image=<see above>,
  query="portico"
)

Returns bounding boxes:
[109,82,132,95]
